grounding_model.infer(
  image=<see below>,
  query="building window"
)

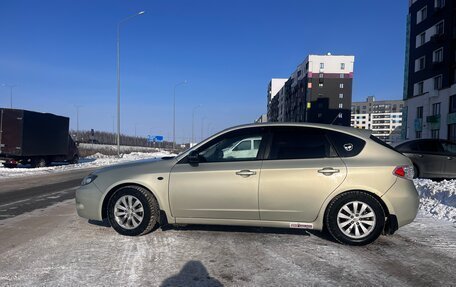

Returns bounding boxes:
[416,56,426,71]
[435,21,444,35]
[419,32,426,46]
[320,63,324,69]
[431,129,440,139]
[417,106,423,118]
[417,6,427,24]
[434,75,443,90]
[341,63,345,70]
[339,93,344,99]
[449,124,456,141]
[297,70,302,77]
[435,0,445,8]
[340,73,344,78]
[416,131,422,138]
[339,83,344,88]
[339,103,343,108]
[418,81,424,94]
[319,73,324,78]
[432,102,441,115]
[450,95,456,113]
[338,113,343,119]
[433,48,443,63]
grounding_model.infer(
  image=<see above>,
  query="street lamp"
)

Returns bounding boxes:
[116,10,145,157]
[192,104,201,145]
[74,105,82,141]
[172,80,187,150]
[201,116,207,141]
[1,84,16,108]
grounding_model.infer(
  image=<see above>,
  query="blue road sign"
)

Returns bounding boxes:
[147,135,164,143]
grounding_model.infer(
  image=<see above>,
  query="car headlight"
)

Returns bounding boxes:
[81,174,98,186]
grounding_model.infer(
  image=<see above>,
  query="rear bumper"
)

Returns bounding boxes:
[75,183,103,221]
[382,178,419,228]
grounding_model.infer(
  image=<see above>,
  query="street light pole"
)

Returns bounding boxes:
[1,84,16,108]
[201,116,207,141]
[192,104,201,145]
[75,105,82,141]
[116,10,145,157]
[172,80,187,150]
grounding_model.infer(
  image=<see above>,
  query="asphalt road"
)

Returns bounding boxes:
[0,168,97,220]
[0,200,455,286]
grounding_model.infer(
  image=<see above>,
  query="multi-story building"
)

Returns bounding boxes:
[351,96,404,143]
[403,0,456,141]
[267,54,355,126]
[267,78,287,122]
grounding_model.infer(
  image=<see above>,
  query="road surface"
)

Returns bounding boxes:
[0,168,96,220]
[0,199,455,286]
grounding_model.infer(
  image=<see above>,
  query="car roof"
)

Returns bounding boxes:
[219,122,373,139]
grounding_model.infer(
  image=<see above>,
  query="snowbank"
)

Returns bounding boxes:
[0,151,175,180]
[414,179,456,224]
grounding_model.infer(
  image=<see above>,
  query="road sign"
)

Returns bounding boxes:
[147,135,164,143]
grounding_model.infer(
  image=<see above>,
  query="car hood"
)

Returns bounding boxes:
[92,157,177,176]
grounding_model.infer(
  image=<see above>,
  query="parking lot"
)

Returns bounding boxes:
[0,199,455,287]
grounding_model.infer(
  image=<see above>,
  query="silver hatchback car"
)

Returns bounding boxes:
[76,123,419,245]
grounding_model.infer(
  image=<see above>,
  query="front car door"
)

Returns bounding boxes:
[169,127,267,220]
[259,126,347,223]
[415,140,446,178]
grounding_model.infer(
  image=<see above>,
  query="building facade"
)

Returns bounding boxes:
[351,96,404,143]
[404,0,456,141]
[267,54,355,126]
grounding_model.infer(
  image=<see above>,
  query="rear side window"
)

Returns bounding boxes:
[417,140,444,153]
[268,127,332,160]
[327,131,366,157]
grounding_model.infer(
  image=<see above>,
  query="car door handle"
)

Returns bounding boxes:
[236,170,256,177]
[417,154,424,158]
[318,167,340,176]
[447,157,453,160]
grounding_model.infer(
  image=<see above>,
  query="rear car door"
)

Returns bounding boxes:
[258,126,347,222]
[416,140,445,178]
[441,141,456,178]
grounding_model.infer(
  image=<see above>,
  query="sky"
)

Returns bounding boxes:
[0,0,409,142]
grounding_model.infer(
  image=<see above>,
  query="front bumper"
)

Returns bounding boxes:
[382,178,419,228]
[75,183,104,221]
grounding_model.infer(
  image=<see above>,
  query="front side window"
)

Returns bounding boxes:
[268,127,333,160]
[196,128,264,162]
[418,140,443,153]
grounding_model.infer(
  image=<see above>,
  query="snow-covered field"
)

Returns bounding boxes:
[0,151,175,179]
[0,155,455,224]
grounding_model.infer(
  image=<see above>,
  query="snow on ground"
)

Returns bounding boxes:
[414,178,456,223]
[0,151,175,180]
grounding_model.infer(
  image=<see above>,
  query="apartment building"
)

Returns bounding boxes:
[404,0,456,141]
[351,96,404,143]
[267,54,355,126]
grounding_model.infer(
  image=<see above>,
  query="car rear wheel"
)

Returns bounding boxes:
[107,185,159,236]
[325,191,385,246]
[413,164,419,179]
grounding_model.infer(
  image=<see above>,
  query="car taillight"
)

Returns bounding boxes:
[393,165,414,180]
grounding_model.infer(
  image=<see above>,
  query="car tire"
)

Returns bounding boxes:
[107,185,159,236]
[70,155,79,164]
[325,191,385,246]
[32,158,48,168]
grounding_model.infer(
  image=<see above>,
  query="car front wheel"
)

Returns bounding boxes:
[107,185,159,236]
[325,191,385,246]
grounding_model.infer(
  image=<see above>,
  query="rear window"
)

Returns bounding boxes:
[369,135,401,154]
[327,131,366,157]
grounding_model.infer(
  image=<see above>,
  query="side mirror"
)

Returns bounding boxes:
[187,150,199,164]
